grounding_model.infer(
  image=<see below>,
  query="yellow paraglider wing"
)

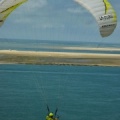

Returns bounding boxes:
[0,0,27,26]
[74,0,117,37]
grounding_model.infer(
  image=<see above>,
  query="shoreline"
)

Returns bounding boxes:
[0,50,120,67]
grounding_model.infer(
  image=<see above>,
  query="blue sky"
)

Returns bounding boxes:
[0,0,120,43]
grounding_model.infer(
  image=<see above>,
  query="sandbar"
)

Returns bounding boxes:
[0,50,120,66]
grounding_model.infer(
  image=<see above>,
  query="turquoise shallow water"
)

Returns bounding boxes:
[0,64,120,120]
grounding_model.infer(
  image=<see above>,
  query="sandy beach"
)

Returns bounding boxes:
[53,46,120,51]
[0,50,120,66]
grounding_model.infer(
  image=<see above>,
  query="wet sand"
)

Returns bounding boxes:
[0,50,120,66]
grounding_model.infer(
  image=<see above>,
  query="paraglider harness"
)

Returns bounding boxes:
[47,105,59,120]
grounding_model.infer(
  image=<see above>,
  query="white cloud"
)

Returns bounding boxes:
[31,22,65,29]
[14,0,48,14]
[25,0,48,12]
[11,0,48,25]
[14,17,32,24]
[67,7,86,14]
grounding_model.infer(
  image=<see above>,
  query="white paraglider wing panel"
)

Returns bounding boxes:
[74,0,117,37]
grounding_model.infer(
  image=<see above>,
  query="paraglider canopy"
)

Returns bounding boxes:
[0,0,117,37]
[74,0,117,37]
[0,0,27,26]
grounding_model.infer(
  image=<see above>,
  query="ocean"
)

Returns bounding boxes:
[0,64,120,120]
[0,38,120,54]
[0,39,120,120]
